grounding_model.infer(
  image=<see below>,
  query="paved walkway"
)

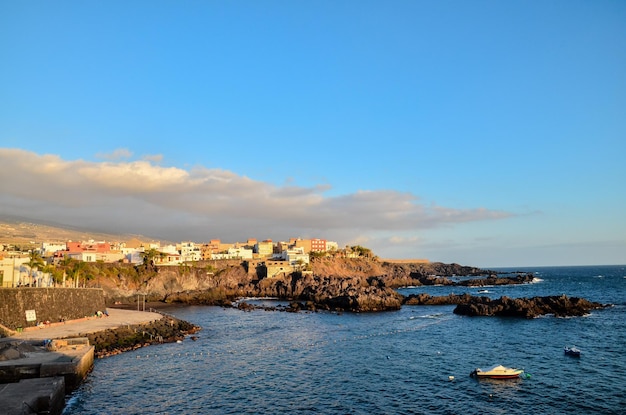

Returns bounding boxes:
[2,308,163,342]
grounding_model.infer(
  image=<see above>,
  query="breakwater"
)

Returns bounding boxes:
[84,310,200,358]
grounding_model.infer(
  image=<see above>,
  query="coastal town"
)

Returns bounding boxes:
[0,236,353,288]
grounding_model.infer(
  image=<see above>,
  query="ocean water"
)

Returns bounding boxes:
[63,265,626,414]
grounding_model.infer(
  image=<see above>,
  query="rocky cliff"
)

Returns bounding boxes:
[95,258,494,312]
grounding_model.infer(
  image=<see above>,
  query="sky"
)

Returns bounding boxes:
[1,1,625,268]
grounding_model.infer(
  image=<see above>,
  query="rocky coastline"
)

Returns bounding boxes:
[107,261,524,312]
[151,269,543,314]
[80,257,608,319]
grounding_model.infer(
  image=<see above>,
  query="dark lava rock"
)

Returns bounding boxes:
[453,295,608,318]
[456,273,535,287]
[83,315,200,358]
[402,293,472,306]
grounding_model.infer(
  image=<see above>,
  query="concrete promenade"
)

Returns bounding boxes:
[3,308,163,343]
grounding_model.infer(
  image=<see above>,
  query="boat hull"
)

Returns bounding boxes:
[470,365,524,379]
[473,373,523,379]
[564,346,581,357]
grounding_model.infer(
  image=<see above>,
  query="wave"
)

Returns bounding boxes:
[409,313,444,320]
[416,313,444,319]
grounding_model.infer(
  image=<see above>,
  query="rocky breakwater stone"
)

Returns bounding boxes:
[402,293,473,306]
[86,314,200,358]
[0,341,39,361]
[457,273,535,287]
[453,294,608,318]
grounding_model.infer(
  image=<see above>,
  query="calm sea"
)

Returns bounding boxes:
[63,265,626,414]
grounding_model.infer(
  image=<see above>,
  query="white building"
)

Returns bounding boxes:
[161,244,179,255]
[278,247,310,267]
[179,242,202,262]
[0,254,29,287]
[67,252,97,262]
[211,247,253,260]
[326,241,339,252]
[41,242,67,256]
[126,250,145,265]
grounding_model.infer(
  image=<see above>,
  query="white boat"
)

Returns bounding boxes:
[470,364,524,379]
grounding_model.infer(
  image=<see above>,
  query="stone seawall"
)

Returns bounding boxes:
[0,288,106,331]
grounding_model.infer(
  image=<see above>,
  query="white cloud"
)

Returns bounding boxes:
[96,148,133,160]
[142,154,163,163]
[0,148,515,248]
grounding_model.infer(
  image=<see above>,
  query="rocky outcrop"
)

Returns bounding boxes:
[452,295,607,318]
[401,272,534,287]
[403,293,472,306]
[456,273,534,286]
[255,274,403,312]
[82,314,200,358]
[374,262,494,288]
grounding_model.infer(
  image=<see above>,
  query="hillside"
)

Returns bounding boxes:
[0,216,157,246]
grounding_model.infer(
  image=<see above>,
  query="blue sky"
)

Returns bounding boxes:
[1,1,625,267]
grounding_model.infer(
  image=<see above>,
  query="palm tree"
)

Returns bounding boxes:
[68,260,87,288]
[41,263,58,287]
[27,251,45,286]
[141,248,165,270]
[59,255,76,287]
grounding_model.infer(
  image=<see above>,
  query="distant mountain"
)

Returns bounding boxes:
[0,215,156,244]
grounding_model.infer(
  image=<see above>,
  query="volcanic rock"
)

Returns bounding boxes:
[452,295,607,318]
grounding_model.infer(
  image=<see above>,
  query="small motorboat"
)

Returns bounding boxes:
[470,365,525,379]
[564,346,581,357]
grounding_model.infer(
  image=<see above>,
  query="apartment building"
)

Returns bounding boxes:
[178,242,202,262]
[255,240,274,257]
[0,253,29,288]
[277,246,310,267]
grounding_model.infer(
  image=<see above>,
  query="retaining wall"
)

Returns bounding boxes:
[0,288,106,330]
